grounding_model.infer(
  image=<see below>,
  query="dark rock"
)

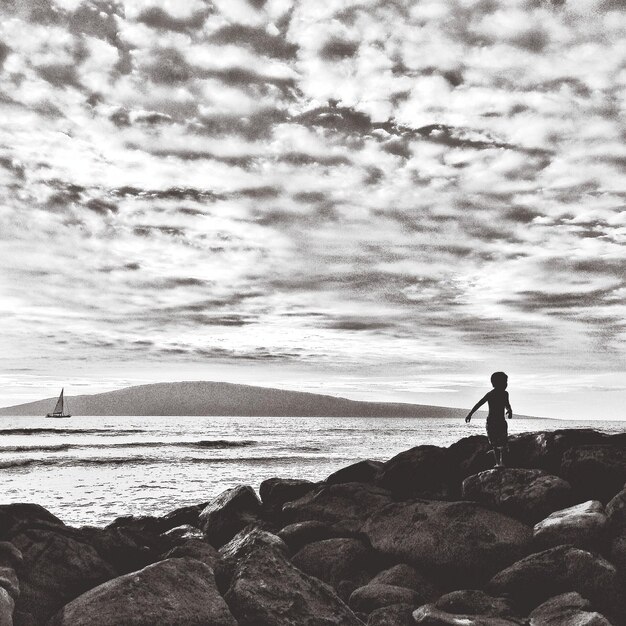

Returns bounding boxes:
[326,460,384,485]
[506,430,611,474]
[366,603,415,626]
[217,526,287,591]
[0,542,23,568]
[291,537,374,588]
[349,583,421,613]
[199,485,262,548]
[561,444,626,503]
[79,526,157,575]
[0,587,14,626]
[487,545,623,617]
[447,435,493,480]
[106,503,205,536]
[369,563,438,600]
[11,527,116,623]
[49,557,237,626]
[259,478,317,517]
[434,590,517,618]
[283,482,392,532]
[337,579,360,603]
[161,524,204,541]
[609,531,626,573]
[375,445,456,499]
[0,504,64,539]
[606,487,626,532]
[528,592,613,626]
[412,604,524,625]
[223,540,362,625]
[161,538,220,570]
[364,500,531,587]
[462,468,573,524]
[278,520,345,552]
[533,500,608,551]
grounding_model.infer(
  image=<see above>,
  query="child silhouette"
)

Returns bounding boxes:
[465,372,512,468]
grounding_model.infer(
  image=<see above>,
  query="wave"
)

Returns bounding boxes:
[0,428,148,436]
[0,439,257,453]
[0,454,341,470]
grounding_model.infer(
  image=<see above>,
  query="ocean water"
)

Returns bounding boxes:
[0,415,623,527]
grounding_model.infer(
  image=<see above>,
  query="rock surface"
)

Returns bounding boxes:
[487,545,623,617]
[283,482,392,532]
[224,542,363,625]
[412,604,524,625]
[533,500,608,550]
[292,537,374,588]
[277,520,345,553]
[561,444,626,503]
[326,460,383,486]
[434,590,518,618]
[364,500,532,586]
[369,564,438,600]
[528,592,613,626]
[199,485,262,548]
[49,557,236,626]
[349,583,422,613]
[259,478,317,517]
[11,527,117,623]
[461,468,572,524]
[375,445,456,499]
[366,603,415,626]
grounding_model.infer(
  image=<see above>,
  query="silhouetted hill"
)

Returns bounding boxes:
[0,381,482,418]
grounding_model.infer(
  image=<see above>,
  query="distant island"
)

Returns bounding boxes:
[0,381,502,418]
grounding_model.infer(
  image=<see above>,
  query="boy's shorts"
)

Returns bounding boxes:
[486,417,508,447]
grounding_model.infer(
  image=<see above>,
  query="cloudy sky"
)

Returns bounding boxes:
[0,0,624,419]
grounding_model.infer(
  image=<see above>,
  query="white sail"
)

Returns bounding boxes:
[47,388,71,417]
[52,389,64,415]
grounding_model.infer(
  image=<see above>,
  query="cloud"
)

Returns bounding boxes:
[1,0,625,417]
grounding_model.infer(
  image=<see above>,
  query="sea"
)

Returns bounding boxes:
[0,415,624,527]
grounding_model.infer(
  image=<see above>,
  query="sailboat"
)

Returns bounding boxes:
[46,388,72,418]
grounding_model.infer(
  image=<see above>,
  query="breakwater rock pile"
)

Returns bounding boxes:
[0,428,624,625]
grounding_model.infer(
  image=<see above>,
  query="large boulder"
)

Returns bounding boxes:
[366,603,415,626]
[533,500,608,551]
[375,446,456,499]
[412,604,524,625]
[528,592,613,626]
[223,542,363,625]
[49,557,236,626]
[434,590,518,618]
[326,461,384,486]
[105,503,205,536]
[0,504,64,539]
[282,482,392,532]
[363,500,531,587]
[560,444,626,503]
[369,564,438,600]
[349,583,422,614]
[199,485,262,548]
[11,527,117,624]
[487,545,623,618]
[292,538,375,588]
[259,478,317,518]
[606,487,626,532]
[447,435,493,481]
[461,468,573,524]
[217,526,287,590]
[161,538,220,570]
[278,520,347,553]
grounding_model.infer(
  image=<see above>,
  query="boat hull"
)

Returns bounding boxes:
[46,414,71,418]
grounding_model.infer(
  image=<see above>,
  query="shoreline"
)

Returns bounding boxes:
[0,427,624,625]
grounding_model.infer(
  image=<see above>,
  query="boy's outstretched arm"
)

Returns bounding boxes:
[506,391,513,419]
[465,394,489,423]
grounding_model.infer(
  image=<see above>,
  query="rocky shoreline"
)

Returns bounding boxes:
[0,428,624,625]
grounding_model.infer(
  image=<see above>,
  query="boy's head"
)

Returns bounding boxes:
[490,371,508,389]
